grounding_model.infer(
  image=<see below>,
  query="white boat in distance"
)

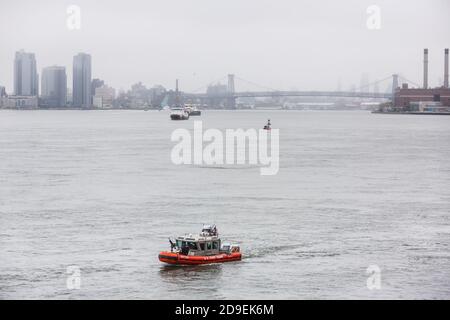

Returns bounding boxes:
[170,106,190,120]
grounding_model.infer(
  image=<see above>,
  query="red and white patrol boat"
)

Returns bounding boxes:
[158,225,241,265]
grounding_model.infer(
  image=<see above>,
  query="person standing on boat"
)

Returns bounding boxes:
[264,119,271,130]
[181,243,189,256]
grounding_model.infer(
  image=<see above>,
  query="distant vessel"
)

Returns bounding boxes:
[189,106,201,116]
[159,225,241,265]
[183,104,192,114]
[169,79,191,120]
[183,104,201,116]
[170,107,190,120]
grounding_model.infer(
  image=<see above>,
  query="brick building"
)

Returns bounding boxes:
[394,86,450,109]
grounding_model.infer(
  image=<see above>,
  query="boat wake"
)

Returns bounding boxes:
[244,244,301,259]
[244,244,341,260]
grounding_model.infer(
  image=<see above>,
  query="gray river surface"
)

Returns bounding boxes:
[0,110,449,299]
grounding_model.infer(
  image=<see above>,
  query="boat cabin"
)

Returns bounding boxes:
[171,225,239,256]
[175,234,221,256]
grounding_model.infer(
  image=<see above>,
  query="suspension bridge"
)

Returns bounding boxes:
[182,74,418,108]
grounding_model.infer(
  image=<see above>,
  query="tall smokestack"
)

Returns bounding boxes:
[423,48,429,89]
[445,48,449,88]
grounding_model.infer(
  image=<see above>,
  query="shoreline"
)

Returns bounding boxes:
[372,111,450,116]
[0,108,374,112]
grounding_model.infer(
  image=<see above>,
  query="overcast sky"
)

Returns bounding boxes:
[1,0,449,93]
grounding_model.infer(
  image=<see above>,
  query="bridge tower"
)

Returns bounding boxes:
[227,74,236,109]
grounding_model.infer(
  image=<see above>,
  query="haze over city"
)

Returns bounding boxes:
[1,0,449,93]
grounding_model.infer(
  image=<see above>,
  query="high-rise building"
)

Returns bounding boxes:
[14,50,38,96]
[73,53,92,108]
[40,66,67,108]
[0,86,5,108]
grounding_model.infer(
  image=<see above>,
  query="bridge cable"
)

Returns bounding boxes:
[355,75,393,92]
[234,76,281,92]
[398,75,421,88]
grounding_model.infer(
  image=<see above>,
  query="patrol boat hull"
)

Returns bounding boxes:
[170,113,189,120]
[159,252,241,265]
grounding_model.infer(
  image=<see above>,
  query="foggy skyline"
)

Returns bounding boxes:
[1,0,449,93]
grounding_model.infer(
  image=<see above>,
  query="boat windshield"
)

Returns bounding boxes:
[188,242,198,250]
[176,240,198,250]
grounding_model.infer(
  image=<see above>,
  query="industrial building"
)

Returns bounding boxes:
[393,48,450,112]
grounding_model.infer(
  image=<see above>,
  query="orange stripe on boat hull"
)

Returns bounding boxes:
[159,252,242,265]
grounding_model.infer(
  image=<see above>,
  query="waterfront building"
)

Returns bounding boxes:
[129,82,150,108]
[3,95,38,109]
[409,101,450,113]
[93,85,115,109]
[91,78,104,103]
[40,66,67,108]
[394,86,450,109]
[73,53,92,108]
[14,50,38,96]
[392,48,450,110]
